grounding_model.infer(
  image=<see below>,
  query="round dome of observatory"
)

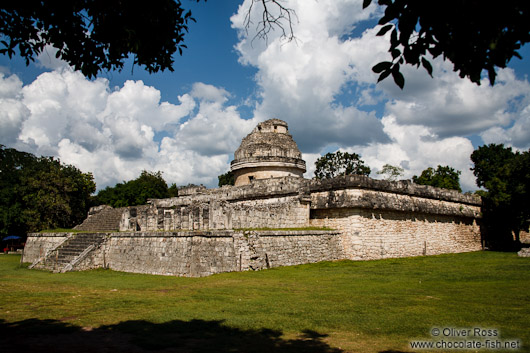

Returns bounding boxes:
[230,119,306,186]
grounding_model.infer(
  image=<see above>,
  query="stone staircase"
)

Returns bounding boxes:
[74,206,124,232]
[32,233,106,273]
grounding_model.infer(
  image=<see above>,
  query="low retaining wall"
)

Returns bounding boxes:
[104,230,343,276]
[24,230,343,277]
[24,221,482,277]
[22,233,70,263]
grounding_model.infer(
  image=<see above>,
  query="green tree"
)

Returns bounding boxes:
[377,163,404,181]
[0,145,95,235]
[365,0,530,88]
[95,170,170,207]
[471,144,530,249]
[168,183,179,197]
[218,171,235,187]
[0,0,203,78]
[0,146,36,236]
[130,171,170,205]
[412,165,461,192]
[314,151,371,180]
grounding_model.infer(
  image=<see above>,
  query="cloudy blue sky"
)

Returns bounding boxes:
[1,0,529,192]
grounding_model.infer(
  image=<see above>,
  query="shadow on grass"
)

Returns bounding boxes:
[0,318,344,353]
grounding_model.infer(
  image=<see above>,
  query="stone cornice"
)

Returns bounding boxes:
[308,175,481,206]
[231,156,306,172]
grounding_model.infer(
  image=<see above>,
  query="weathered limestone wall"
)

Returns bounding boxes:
[121,177,311,232]
[103,232,238,277]
[124,196,309,232]
[22,233,69,263]
[25,230,343,277]
[233,165,305,186]
[220,196,309,229]
[103,230,343,276]
[308,176,481,208]
[310,188,481,218]
[310,208,481,260]
[308,176,483,260]
[241,230,345,270]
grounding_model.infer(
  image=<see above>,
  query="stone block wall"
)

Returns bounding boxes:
[310,208,481,260]
[308,178,482,260]
[244,230,345,270]
[221,196,309,229]
[123,196,309,232]
[25,230,343,277]
[121,177,311,232]
[22,233,70,264]
[309,186,481,219]
[308,175,481,206]
[102,232,238,277]
[102,230,343,276]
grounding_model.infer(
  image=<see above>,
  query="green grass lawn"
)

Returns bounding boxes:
[0,251,528,352]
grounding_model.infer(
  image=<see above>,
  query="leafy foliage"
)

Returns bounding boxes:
[377,164,404,181]
[364,0,530,88]
[471,144,530,248]
[0,0,203,78]
[314,151,371,180]
[94,171,171,207]
[0,145,95,236]
[218,171,235,187]
[168,183,179,197]
[412,165,461,192]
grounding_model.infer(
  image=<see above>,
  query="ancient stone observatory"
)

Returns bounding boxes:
[24,175,483,277]
[230,119,306,186]
[23,119,483,277]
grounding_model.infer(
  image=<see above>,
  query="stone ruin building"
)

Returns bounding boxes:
[24,119,483,277]
[231,119,306,185]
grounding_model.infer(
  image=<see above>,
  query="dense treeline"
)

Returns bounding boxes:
[0,146,180,236]
[471,144,530,249]
[0,145,95,237]
[93,171,178,208]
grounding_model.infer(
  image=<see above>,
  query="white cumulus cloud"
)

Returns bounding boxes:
[0,69,255,190]
[0,73,29,145]
[351,116,477,191]
[2,0,530,195]
[231,0,530,190]
[232,0,390,152]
